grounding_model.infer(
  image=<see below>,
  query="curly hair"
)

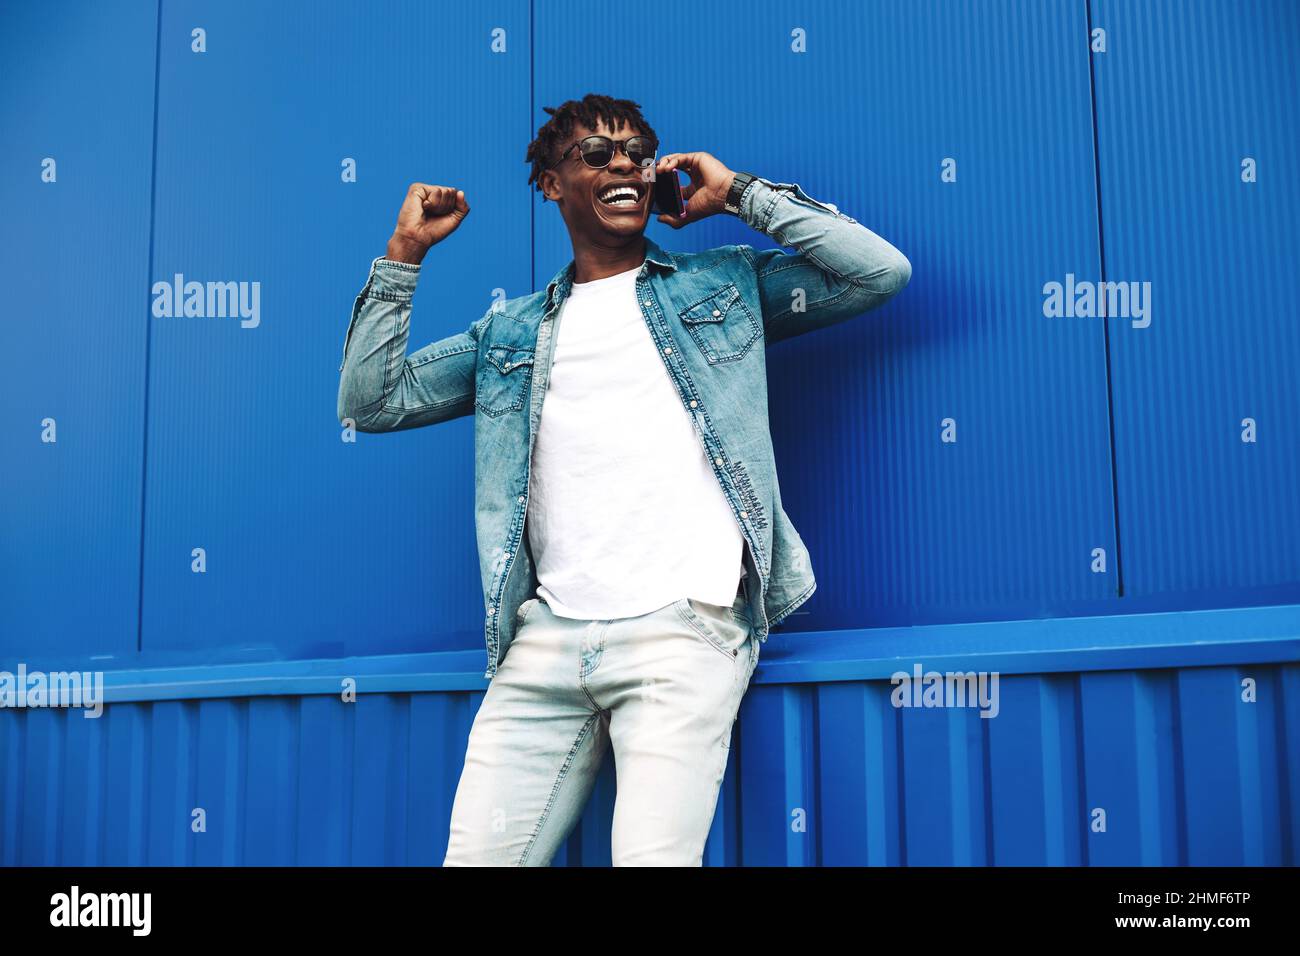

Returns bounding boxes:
[525,93,659,202]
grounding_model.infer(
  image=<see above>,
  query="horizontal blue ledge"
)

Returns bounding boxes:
[6,603,1298,704]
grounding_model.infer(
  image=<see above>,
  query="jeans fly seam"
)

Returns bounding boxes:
[578,623,606,711]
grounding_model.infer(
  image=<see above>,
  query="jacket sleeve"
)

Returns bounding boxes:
[736,177,911,346]
[337,256,488,432]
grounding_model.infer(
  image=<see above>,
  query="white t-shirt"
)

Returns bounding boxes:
[526,262,745,620]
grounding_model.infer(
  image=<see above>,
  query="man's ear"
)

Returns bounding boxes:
[540,169,562,203]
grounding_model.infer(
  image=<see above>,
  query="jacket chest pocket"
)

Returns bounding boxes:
[476,345,535,417]
[677,283,762,364]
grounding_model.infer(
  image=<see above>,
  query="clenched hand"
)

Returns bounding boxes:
[387,183,471,264]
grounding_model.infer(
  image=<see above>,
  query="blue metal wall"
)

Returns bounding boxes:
[1,0,1297,866]
[0,0,156,658]
[538,0,1119,632]
[2,608,1296,865]
[1091,0,1300,610]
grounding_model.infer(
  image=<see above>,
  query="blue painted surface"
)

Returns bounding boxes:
[537,0,1121,631]
[138,0,531,661]
[2,606,1297,865]
[1,0,1297,865]
[0,0,157,658]
[1090,0,1300,606]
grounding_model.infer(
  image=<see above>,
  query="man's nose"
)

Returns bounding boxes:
[608,146,637,173]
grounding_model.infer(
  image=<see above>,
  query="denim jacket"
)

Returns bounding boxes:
[338,177,911,678]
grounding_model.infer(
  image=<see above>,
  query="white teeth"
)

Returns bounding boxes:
[599,185,640,205]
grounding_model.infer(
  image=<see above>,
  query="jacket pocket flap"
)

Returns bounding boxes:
[680,284,741,324]
[484,345,535,374]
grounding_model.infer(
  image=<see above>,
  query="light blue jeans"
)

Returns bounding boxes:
[443,582,759,866]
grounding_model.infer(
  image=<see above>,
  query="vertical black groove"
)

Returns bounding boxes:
[1072,674,1089,865]
[980,704,994,864]
[1270,667,1294,865]
[895,702,907,866]
[735,701,747,866]
[135,0,164,652]
[291,698,303,865]
[1084,0,1125,597]
[1170,673,1188,865]
[811,686,822,867]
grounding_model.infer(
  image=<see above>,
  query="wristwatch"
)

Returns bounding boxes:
[722,171,756,216]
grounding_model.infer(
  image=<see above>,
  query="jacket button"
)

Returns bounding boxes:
[663,346,672,355]
[712,309,721,317]
[518,495,526,503]
[740,511,748,519]
[689,400,697,408]
[487,607,495,616]
[643,300,652,307]
[714,457,723,466]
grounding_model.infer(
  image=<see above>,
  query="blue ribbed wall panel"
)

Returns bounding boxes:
[3,1,1298,868]
[1090,0,1300,608]
[0,0,157,658]
[2,627,1295,865]
[536,0,1119,632]
[138,0,530,662]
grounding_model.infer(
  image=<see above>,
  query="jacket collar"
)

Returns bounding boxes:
[543,234,677,313]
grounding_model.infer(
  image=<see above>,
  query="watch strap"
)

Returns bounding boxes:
[723,171,756,215]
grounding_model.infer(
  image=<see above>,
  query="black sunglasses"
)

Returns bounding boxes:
[548,135,658,171]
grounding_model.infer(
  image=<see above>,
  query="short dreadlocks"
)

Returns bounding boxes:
[525,93,659,202]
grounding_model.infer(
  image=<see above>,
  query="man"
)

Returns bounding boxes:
[337,93,910,865]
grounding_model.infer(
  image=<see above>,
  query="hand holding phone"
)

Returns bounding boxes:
[651,152,735,228]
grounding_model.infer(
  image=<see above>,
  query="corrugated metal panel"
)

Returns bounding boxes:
[536,0,1118,632]
[3,606,1295,865]
[2,0,1297,869]
[1,691,476,865]
[139,0,531,661]
[0,0,157,657]
[1090,0,1300,606]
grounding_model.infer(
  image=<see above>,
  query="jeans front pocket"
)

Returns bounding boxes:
[674,596,751,663]
[476,345,534,417]
[515,597,540,627]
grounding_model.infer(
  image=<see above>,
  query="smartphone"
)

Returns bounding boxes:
[650,168,687,219]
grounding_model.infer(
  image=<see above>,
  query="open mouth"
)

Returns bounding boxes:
[597,181,646,209]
